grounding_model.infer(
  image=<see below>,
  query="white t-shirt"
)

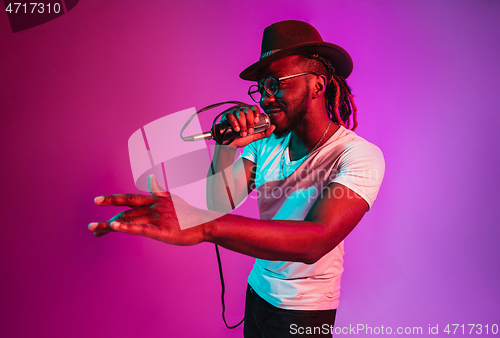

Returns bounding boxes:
[241,125,385,310]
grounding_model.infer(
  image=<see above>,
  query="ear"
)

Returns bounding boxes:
[311,74,327,99]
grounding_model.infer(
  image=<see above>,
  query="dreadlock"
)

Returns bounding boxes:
[299,54,358,131]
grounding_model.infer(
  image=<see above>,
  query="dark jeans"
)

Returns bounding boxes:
[244,285,337,338]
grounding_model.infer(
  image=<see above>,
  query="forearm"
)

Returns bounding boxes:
[206,144,247,211]
[208,143,239,174]
[94,179,366,259]
[203,214,335,264]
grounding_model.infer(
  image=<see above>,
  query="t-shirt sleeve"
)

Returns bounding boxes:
[330,141,385,210]
[241,139,260,163]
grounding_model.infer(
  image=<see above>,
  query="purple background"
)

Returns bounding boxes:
[1,1,499,337]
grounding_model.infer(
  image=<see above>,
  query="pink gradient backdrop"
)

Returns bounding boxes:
[1,1,499,337]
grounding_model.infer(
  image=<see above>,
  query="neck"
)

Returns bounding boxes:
[289,112,339,161]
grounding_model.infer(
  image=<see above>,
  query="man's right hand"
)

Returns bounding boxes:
[220,104,275,148]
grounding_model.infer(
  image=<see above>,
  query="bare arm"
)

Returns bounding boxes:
[205,145,255,212]
[90,106,367,262]
[90,176,367,264]
[204,182,367,264]
[205,105,274,212]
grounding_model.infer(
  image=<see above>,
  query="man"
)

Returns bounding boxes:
[89,20,385,337]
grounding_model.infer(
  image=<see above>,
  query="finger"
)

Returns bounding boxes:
[234,109,248,136]
[265,125,276,137]
[94,194,156,207]
[89,222,115,233]
[250,105,261,124]
[242,108,255,135]
[106,209,156,225]
[90,216,157,235]
[248,124,276,142]
[224,110,241,133]
[112,215,157,225]
[220,113,228,124]
[110,221,163,239]
[109,206,151,221]
[148,174,169,197]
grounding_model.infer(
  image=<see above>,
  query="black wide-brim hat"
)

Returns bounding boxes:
[240,20,353,81]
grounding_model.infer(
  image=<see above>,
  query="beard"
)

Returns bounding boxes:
[272,87,310,138]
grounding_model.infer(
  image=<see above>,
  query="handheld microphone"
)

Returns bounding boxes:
[183,112,271,142]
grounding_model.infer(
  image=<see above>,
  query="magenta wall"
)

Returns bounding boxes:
[1,1,499,337]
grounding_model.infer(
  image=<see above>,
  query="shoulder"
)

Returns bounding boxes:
[325,126,384,163]
[319,126,385,186]
[323,127,385,209]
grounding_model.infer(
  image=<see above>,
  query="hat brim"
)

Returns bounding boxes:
[239,42,353,81]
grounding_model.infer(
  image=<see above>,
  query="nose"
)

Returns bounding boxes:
[260,91,276,108]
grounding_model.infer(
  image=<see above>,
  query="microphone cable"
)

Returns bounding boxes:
[183,101,250,329]
[210,158,245,329]
[180,101,251,145]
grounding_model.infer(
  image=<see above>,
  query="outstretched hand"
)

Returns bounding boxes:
[88,175,208,246]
